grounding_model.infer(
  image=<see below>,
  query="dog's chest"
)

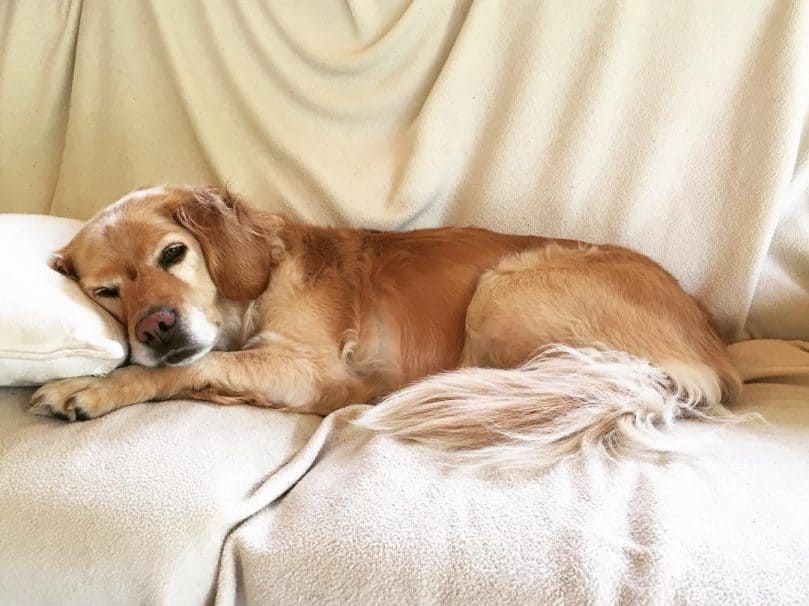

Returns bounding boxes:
[248,260,340,347]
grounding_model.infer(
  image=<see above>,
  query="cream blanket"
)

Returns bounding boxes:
[215,340,809,605]
[2,1,808,340]
[1,342,808,605]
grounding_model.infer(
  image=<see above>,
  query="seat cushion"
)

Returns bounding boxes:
[214,340,809,605]
[0,392,320,605]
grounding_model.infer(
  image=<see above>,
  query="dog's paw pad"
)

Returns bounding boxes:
[72,403,91,422]
[29,401,70,421]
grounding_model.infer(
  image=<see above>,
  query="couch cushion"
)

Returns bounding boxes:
[0,393,320,605]
[214,340,809,605]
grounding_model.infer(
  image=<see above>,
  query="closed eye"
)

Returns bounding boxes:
[159,243,187,268]
[93,286,119,298]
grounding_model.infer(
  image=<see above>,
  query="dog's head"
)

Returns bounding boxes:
[52,185,285,367]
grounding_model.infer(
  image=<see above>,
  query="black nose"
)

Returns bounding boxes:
[136,306,177,345]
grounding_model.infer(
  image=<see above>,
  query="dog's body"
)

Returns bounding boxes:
[31,185,740,467]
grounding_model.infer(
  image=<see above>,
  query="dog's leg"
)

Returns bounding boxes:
[29,348,347,421]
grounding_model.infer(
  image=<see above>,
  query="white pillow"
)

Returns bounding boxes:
[0,214,128,386]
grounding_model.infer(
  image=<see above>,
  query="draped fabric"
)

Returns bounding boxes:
[1,1,808,339]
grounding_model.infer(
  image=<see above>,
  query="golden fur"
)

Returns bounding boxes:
[31,185,740,467]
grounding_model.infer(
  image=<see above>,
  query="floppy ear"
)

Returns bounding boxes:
[49,249,77,280]
[170,186,284,301]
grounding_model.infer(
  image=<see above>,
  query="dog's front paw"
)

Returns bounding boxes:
[30,377,107,422]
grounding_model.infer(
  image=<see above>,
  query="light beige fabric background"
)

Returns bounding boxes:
[1,1,808,340]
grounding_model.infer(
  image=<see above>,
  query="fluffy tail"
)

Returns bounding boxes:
[354,345,736,471]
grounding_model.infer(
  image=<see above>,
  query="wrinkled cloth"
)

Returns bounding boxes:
[2,341,808,605]
[1,1,808,339]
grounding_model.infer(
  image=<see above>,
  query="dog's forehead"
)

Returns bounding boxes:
[92,207,167,249]
[71,194,182,278]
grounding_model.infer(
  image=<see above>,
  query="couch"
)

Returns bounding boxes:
[1,2,808,604]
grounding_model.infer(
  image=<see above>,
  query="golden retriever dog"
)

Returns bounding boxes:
[30,185,740,468]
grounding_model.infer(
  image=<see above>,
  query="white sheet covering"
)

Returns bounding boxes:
[1,1,808,340]
[1,342,808,605]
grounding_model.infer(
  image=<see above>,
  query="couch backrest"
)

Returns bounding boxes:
[1,1,807,340]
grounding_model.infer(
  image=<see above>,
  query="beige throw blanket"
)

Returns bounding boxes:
[1,341,808,604]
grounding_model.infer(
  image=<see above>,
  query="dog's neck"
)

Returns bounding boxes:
[213,298,256,352]
[211,217,351,354]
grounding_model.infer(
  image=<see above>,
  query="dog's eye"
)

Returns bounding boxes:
[159,243,187,268]
[93,287,119,298]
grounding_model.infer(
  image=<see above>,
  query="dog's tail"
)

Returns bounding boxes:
[354,345,740,470]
